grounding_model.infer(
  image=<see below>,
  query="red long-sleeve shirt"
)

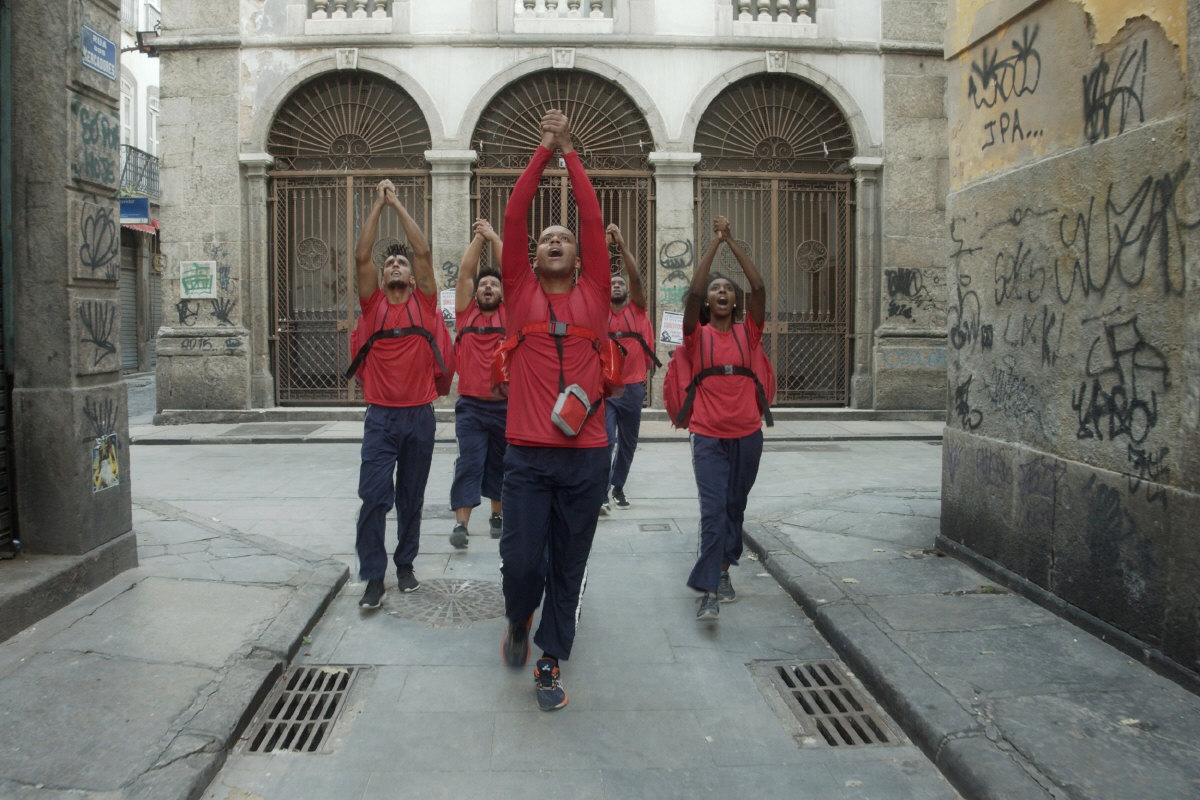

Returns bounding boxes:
[502,147,610,447]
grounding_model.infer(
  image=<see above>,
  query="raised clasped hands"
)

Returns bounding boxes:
[540,109,573,153]
[473,218,497,241]
[605,223,625,247]
[713,215,731,242]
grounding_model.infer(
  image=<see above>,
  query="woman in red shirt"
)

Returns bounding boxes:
[682,216,768,621]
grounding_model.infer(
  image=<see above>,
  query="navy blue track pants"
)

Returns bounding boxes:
[686,430,764,593]
[500,444,608,661]
[356,403,435,581]
[450,396,507,510]
[605,381,644,491]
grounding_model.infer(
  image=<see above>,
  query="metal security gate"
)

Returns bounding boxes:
[694,74,856,405]
[266,72,433,404]
[697,176,852,404]
[270,173,429,403]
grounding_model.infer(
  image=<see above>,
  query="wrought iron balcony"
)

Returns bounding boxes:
[120,144,160,199]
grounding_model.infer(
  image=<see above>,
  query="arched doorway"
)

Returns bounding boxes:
[695,74,855,405]
[267,72,432,403]
[471,70,656,356]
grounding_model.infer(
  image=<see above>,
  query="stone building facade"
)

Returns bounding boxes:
[941,0,1198,680]
[3,0,137,639]
[153,0,949,414]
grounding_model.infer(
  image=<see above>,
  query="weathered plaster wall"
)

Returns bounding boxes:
[942,0,1198,675]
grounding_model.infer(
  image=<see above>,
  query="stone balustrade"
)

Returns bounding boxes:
[514,0,611,19]
[732,0,820,38]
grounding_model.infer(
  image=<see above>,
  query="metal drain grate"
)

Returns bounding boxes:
[384,578,506,628]
[761,660,897,747]
[638,523,672,532]
[245,665,360,753]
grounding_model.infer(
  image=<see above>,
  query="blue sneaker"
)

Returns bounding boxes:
[535,658,567,711]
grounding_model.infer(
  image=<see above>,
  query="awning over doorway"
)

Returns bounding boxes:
[121,219,160,235]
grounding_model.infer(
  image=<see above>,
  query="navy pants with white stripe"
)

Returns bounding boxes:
[500,444,608,661]
[605,381,645,492]
[687,430,764,593]
[356,403,435,581]
[449,396,508,510]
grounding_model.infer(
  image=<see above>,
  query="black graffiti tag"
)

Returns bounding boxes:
[79,301,117,366]
[175,299,198,327]
[1083,40,1147,144]
[79,203,119,279]
[968,26,1042,109]
[1055,163,1196,304]
[1071,315,1168,445]
[954,374,983,430]
[211,298,236,326]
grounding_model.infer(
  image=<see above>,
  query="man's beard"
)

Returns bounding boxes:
[385,276,409,290]
[477,295,501,312]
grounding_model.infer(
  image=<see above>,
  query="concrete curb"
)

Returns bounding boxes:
[743,522,1052,800]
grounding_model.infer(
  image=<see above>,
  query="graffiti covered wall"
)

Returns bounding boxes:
[942,0,1199,676]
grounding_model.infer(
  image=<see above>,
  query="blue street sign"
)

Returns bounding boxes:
[81,26,118,81]
[121,196,150,224]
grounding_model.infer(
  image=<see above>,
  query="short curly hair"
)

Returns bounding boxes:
[384,242,411,262]
[474,265,501,292]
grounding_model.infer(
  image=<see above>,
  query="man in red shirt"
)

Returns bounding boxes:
[350,179,442,609]
[498,110,610,712]
[603,223,658,512]
[449,219,506,548]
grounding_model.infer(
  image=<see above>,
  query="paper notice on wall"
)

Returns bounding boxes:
[440,288,456,326]
[659,310,684,346]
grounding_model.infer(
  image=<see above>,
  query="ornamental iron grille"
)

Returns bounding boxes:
[473,70,656,402]
[695,75,854,405]
[268,74,431,403]
[268,72,431,172]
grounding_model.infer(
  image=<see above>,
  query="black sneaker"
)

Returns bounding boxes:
[450,522,469,549]
[717,571,736,602]
[612,487,630,508]
[489,513,503,539]
[397,568,420,593]
[359,579,385,610]
[696,592,719,620]
[599,495,611,516]
[534,658,568,711]
[502,614,533,667]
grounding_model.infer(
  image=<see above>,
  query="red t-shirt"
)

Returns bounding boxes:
[354,286,439,407]
[685,316,765,439]
[502,147,610,448]
[608,303,655,385]
[455,301,506,400]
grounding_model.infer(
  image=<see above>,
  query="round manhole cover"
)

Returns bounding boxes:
[385,578,506,628]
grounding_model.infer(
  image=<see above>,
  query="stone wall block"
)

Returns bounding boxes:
[71,296,122,376]
[1050,458,1170,648]
[12,385,132,554]
[941,428,1017,566]
[69,94,121,192]
[68,194,121,282]
[873,338,947,409]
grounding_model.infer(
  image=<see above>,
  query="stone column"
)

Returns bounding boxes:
[849,156,881,408]
[424,150,477,292]
[240,153,276,408]
[9,0,135,576]
[155,30,250,413]
[648,151,702,405]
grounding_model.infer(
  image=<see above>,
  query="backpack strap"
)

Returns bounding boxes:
[609,330,663,367]
[345,295,451,381]
[678,325,774,427]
